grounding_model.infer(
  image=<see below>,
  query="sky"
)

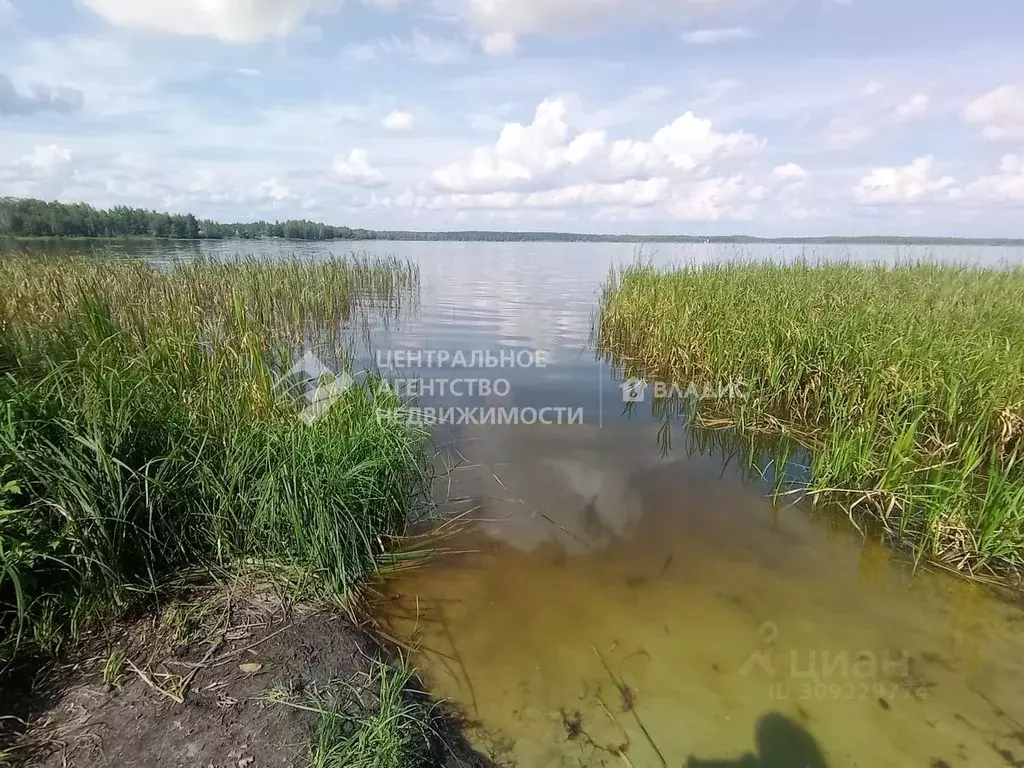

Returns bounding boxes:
[0,0,1022,237]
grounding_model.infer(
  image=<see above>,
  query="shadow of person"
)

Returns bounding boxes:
[685,712,829,768]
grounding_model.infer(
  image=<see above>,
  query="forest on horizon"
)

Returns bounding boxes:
[2,196,1021,246]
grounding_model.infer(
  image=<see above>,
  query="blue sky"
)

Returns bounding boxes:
[0,0,1021,236]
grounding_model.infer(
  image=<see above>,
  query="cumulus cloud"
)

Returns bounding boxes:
[426,97,766,221]
[893,93,929,120]
[665,175,764,221]
[649,113,763,171]
[966,155,1024,202]
[773,163,807,181]
[333,148,387,187]
[853,156,956,204]
[0,74,84,115]
[433,97,763,194]
[382,110,415,131]
[965,84,1024,141]
[681,27,755,44]
[82,0,346,43]
[254,177,292,201]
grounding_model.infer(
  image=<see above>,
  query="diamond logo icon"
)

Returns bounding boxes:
[278,351,355,424]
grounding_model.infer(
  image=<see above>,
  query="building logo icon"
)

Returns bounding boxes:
[621,378,647,403]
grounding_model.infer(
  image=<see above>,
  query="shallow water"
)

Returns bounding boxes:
[386,421,1024,767]
[32,238,1024,767]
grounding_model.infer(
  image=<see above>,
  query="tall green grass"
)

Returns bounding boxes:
[598,260,1024,581]
[0,254,425,660]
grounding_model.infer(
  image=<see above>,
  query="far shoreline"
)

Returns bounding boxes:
[4,234,1024,247]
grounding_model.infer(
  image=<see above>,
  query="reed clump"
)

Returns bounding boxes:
[0,254,425,661]
[598,260,1024,581]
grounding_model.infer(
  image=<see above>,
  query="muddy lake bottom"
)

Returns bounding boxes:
[383,423,1024,768]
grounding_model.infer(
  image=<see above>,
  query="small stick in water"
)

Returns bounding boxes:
[592,645,667,767]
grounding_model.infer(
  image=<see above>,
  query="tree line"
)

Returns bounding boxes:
[2,197,1020,246]
[0,198,375,240]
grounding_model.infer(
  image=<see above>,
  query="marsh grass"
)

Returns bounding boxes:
[598,260,1024,581]
[266,653,434,768]
[0,253,426,662]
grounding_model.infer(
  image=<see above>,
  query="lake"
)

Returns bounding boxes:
[16,238,1024,768]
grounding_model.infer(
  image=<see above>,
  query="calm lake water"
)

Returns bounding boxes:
[18,239,1024,767]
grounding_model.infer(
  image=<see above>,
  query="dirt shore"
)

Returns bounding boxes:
[2,588,500,768]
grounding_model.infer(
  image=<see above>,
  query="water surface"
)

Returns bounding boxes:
[23,239,1024,767]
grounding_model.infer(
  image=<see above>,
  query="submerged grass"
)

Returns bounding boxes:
[598,260,1024,581]
[0,253,426,663]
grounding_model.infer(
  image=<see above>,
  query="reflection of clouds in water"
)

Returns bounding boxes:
[453,424,665,556]
[547,457,644,542]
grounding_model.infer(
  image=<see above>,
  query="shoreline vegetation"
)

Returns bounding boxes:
[0,253,480,765]
[3,196,1023,246]
[598,261,1024,586]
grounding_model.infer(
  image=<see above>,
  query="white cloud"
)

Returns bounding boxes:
[237,68,262,77]
[333,148,386,187]
[482,32,517,55]
[649,112,763,171]
[853,155,956,204]
[424,97,768,222]
[155,168,305,209]
[417,178,672,211]
[432,98,571,192]
[385,174,765,222]
[382,109,415,131]
[82,0,345,43]
[15,144,74,176]
[862,80,883,96]
[681,27,755,45]
[432,98,763,194]
[965,84,1024,142]
[773,162,807,181]
[966,155,1024,202]
[254,177,292,201]
[893,93,929,120]
[457,0,755,37]
[665,175,764,221]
